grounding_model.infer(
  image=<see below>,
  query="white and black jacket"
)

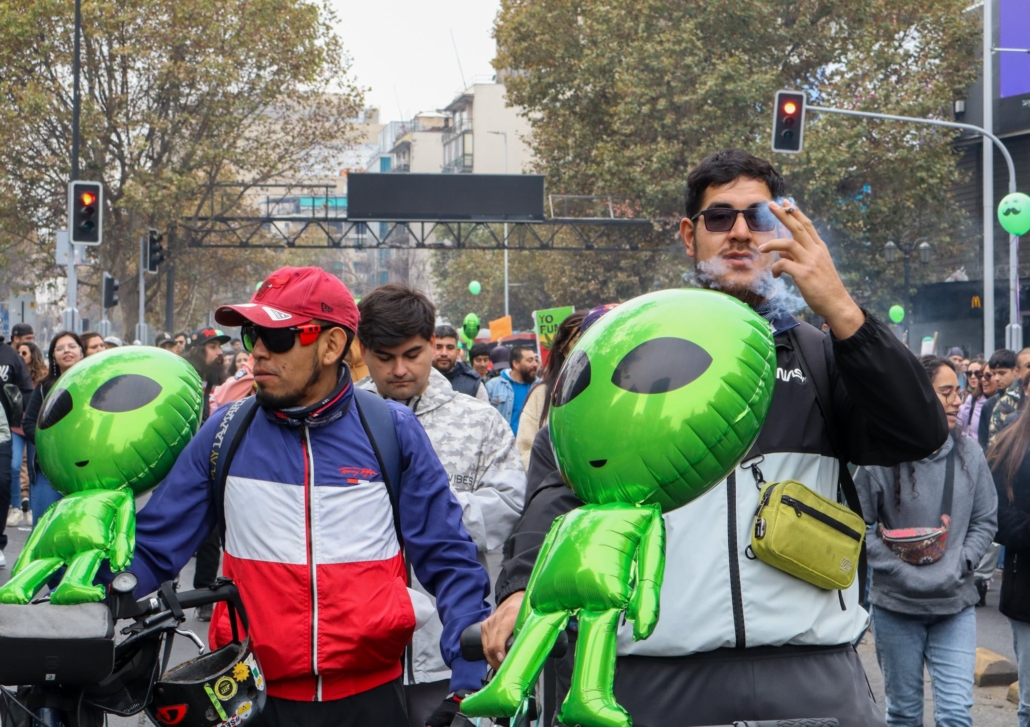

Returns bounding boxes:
[496,312,947,655]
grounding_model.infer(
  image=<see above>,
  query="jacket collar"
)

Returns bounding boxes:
[356,367,456,416]
[265,365,353,428]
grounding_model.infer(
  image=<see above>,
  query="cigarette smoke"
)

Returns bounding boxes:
[684,257,807,321]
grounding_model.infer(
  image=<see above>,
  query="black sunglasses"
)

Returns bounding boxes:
[691,206,778,233]
[241,322,323,354]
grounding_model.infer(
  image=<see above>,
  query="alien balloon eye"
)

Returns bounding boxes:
[39,388,74,430]
[611,337,713,394]
[89,374,163,413]
[553,349,591,407]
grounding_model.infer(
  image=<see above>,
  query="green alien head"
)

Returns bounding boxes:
[549,289,776,512]
[463,312,481,341]
[35,347,204,497]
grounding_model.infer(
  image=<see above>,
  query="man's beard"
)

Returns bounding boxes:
[434,358,456,373]
[205,360,227,387]
[255,354,323,410]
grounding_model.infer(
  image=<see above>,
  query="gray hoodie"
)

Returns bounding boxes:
[855,433,998,615]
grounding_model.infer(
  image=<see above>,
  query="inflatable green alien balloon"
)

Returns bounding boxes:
[0,347,203,605]
[461,289,776,727]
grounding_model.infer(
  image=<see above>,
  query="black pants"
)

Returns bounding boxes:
[404,679,449,727]
[611,643,886,727]
[251,679,408,727]
[193,530,221,588]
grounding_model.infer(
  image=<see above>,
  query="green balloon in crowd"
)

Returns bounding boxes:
[0,348,203,605]
[889,305,905,324]
[461,288,777,727]
[469,280,482,295]
[999,192,1030,237]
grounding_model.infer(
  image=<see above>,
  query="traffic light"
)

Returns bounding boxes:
[145,229,165,274]
[771,90,806,154]
[69,181,103,245]
[103,271,120,308]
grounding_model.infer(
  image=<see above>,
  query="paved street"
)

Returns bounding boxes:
[0,521,1022,725]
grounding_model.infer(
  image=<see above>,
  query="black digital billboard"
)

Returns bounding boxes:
[347,174,546,222]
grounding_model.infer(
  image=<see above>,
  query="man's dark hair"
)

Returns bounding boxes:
[469,343,491,360]
[435,325,459,341]
[358,283,436,350]
[684,148,788,219]
[989,349,1017,370]
[510,345,533,364]
[230,337,241,345]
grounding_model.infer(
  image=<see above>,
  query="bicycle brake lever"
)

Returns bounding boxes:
[175,628,206,654]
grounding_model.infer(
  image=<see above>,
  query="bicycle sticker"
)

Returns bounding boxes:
[215,675,238,701]
[244,654,264,690]
[204,683,229,721]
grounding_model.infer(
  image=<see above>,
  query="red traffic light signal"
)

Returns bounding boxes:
[771,91,806,154]
[68,181,103,245]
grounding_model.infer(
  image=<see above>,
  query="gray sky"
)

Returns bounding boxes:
[331,1,501,123]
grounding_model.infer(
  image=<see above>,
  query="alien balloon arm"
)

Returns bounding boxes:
[627,506,666,641]
[10,506,57,574]
[109,492,137,571]
[514,515,563,633]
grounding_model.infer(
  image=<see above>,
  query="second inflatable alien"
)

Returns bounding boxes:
[460,289,777,727]
[0,347,203,605]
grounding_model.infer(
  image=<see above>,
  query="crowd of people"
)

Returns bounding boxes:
[3,149,1030,727]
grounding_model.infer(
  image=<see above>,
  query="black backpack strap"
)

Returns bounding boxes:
[353,388,404,546]
[209,396,260,543]
[788,324,868,606]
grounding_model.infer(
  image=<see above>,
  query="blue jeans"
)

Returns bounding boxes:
[9,432,23,507]
[1011,619,1030,727]
[30,467,62,524]
[872,605,975,727]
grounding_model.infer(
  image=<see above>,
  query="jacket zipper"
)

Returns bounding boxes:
[780,495,862,541]
[727,472,746,649]
[303,426,322,701]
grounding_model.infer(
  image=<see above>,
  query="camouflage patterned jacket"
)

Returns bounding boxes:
[989,379,1022,446]
[358,367,526,683]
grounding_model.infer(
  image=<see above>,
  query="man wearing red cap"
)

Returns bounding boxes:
[124,267,491,727]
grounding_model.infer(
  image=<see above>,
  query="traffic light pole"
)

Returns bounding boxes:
[136,235,148,344]
[806,104,1020,352]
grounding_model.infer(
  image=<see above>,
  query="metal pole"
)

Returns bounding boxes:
[904,253,911,342]
[71,0,81,182]
[983,0,997,353]
[165,226,175,333]
[503,133,509,318]
[807,103,1019,352]
[137,235,146,343]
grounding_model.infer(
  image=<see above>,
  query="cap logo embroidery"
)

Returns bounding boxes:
[262,306,292,321]
[321,302,333,313]
[255,274,290,300]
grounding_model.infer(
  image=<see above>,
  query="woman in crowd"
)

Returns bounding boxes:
[958,358,987,438]
[23,331,84,523]
[855,356,997,727]
[987,370,1030,727]
[514,310,587,468]
[5,342,48,527]
[79,331,106,357]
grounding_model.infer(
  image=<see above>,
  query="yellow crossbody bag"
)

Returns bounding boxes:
[751,479,866,591]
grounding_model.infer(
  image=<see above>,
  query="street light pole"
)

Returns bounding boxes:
[885,239,931,344]
[983,0,996,352]
[807,103,1019,352]
[488,130,510,317]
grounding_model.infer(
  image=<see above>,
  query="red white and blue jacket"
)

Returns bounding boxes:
[126,371,491,701]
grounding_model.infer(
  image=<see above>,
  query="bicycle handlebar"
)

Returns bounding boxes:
[459,622,568,663]
[692,716,836,720]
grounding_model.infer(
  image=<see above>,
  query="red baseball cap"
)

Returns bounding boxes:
[215,266,360,332]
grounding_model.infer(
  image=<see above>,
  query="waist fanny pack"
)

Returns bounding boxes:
[879,448,954,565]
[751,479,866,591]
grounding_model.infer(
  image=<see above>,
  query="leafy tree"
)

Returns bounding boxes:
[476,0,979,318]
[0,0,364,334]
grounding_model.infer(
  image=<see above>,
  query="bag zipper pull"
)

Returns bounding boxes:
[782,495,803,518]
